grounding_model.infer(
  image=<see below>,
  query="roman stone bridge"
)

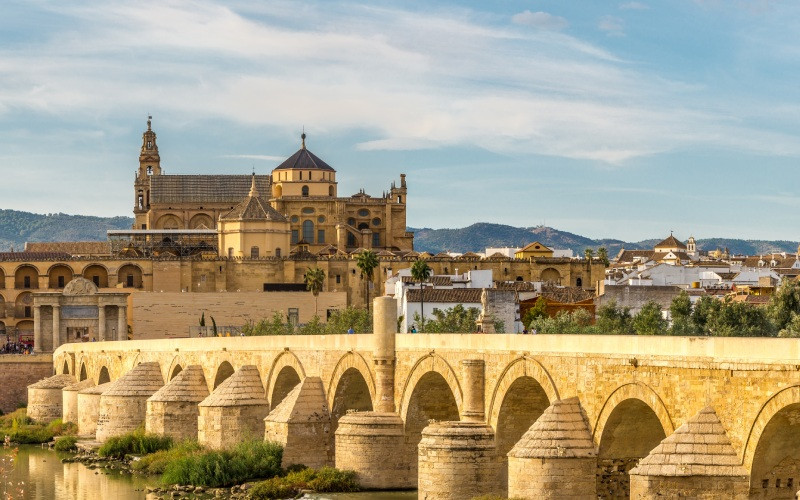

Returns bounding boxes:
[35,298,800,499]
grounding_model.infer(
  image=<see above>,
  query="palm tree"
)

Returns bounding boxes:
[410,259,432,332]
[584,248,595,261]
[305,267,325,317]
[356,250,379,312]
[597,247,609,267]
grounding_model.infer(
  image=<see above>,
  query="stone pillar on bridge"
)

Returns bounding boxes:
[335,296,414,489]
[77,382,112,438]
[62,379,94,425]
[418,359,502,500]
[117,305,127,341]
[26,374,76,423]
[98,305,106,342]
[197,365,269,450]
[33,305,43,353]
[95,362,165,443]
[146,365,209,441]
[507,397,598,499]
[629,406,749,499]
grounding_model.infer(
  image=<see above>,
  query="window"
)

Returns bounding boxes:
[288,308,299,326]
[141,224,147,229]
[358,209,370,217]
[318,230,325,243]
[372,232,380,247]
[23,276,30,288]
[58,276,65,288]
[576,277,583,287]
[250,246,260,259]
[336,275,341,284]
[146,166,153,175]
[299,171,303,180]
[372,218,381,226]
[290,215,299,223]
[301,185,309,197]
[397,196,402,203]
[303,220,314,242]
[291,230,299,244]
[126,274,134,287]
[347,218,356,226]
[317,215,326,223]
[329,186,334,196]
[276,248,281,257]
[92,276,100,286]
[302,207,315,214]
[347,233,356,247]
[147,141,152,149]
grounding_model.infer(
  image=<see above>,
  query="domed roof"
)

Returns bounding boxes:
[273,134,335,172]
[220,175,288,222]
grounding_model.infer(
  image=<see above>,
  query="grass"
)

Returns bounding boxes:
[54,435,78,452]
[248,466,359,499]
[0,410,76,445]
[160,440,283,487]
[98,431,173,459]
[130,440,202,475]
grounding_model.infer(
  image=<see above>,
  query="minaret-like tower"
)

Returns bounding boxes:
[133,116,162,229]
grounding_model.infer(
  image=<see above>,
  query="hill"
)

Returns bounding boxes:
[410,223,798,257]
[0,209,133,251]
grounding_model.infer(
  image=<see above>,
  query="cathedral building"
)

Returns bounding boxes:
[133,118,413,256]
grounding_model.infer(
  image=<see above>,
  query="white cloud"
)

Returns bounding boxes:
[512,10,569,31]
[598,15,625,36]
[619,2,649,10]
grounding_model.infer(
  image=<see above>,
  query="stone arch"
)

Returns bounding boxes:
[167,355,184,381]
[117,264,143,288]
[47,264,74,289]
[540,267,560,283]
[330,366,374,433]
[79,362,88,382]
[744,385,800,487]
[14,264,39,289]
[155,213,182,229]
[0,292,5,317]
[62,359,70,375]
[593,382,673,498]
[14,292,33,319]
[270,366,302,409]
[98,366,111,385]
[487,357,559,490]
[82,264,109,288]
[0,268,4,288]
[189,213,213,229]
[213,361,235,390]
[326,351,376,414]
[265,350,306,407]
[399,353,463,422]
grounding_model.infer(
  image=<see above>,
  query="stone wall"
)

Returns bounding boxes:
[630,475,749,499]
[597,285,682,316]
[0,355,52,413]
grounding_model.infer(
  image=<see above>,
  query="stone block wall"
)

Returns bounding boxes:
[0,356,52,413]
[508,456,596,499]
[198,405,269,449]
[146,400,199,441]
[96,396,148,442]
[77,392,102,437]
[26,387,63,423]
[630,475,749,499]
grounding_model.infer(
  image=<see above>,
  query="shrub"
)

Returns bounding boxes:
[98,431,173,459]
[54,435,78,452]
[306,467,358,492]
[46,419,77,436]
[248,477,298,500]
[131,440,202,475]
[161,440,283,487]
[248,466,359,500]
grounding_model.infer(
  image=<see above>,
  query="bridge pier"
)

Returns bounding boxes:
[198,365,269,449]
[96,362,165,443]
[62,379,94,424]
[26,374,76,423]
[265,376,332,468]
[507,397,598,499]
[146,365,209,441]
[335,296,414,489]
[630,406,749,499]
[417,359,502,499]
[76,382,111,438]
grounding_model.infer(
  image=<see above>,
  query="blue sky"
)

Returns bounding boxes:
[1,0,799,241]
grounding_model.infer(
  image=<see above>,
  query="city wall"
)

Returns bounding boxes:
[0,355,52,413]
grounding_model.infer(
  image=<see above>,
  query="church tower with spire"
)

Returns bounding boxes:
[133,116,162,229]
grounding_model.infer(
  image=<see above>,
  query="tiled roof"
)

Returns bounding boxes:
[148,365,209,403]
[28,374,75,390]
[402,276,452,286]
[274,146,335,172]
[150,175,270,204]
[0,252,72,261]
[496,281,539,292]
[24,241,111,256]
[406,288,483,304]
[654,234,687,250]
[518,241,551,252]
[508,397,596,459]
[541,284,593,303]
[630,406,747,478]
[102,362,164,397]
[614,250,654,263]
[63,379,95,392]
[199,365,267,407]
[219,187,287,222]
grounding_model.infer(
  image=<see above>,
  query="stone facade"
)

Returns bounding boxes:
[95,362,164,442]
[62,379,94,424]
[145,365,208,441]
[26,374,75,423]
[0,355,52,413]
[76,382,111,437]
[264,376,332,469]
[198,365,268,449]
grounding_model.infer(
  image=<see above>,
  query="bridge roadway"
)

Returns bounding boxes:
[47,308,800,499]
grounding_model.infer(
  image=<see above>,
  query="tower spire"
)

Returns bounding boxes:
[301,127,306,150]
[249,172,259,197]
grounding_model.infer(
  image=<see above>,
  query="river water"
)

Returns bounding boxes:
[0,445,416,500]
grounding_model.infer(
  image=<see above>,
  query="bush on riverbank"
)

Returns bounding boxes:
[131,440,202,475]
[98,431,173,459]
[0,410,76,444]
[248,466,359,499]
[161,440,283,488]
[54,435,78,452]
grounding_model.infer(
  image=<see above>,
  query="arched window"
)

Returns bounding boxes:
[302,220,314,242]
[275,248,281,257]
[576,277,583,287]
[302,185,309,197]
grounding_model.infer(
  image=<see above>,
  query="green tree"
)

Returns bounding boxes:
[417,305,480,333]
[632,301,668,335]
[298,315,326,335]
[691,296,720,336]
[242,312,294,336]
[595,300,633,334]
[305,267,326,317]
[325,307,372,334]
[522,297,548,329]
[669,291,695,336]
[528,308,594,334]
[706,299,774,337]
[584,248,594,261]
[410,259,433,332]
[768,279,800,332]
[597,247,610,267]
[777,312,800,338]
[356,250,379,312]
[199,312,205,327]
[210,316,218,337]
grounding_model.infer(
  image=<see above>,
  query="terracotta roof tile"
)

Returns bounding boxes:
[150,175,270,204]
[274,147,335,172]
[406,288,483,304]
[24,241,111,256]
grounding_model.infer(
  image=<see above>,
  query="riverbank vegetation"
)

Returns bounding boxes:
[97,430,173,459]
[248,466,358,499]
[0,409,76,444]
[161,440,283,488]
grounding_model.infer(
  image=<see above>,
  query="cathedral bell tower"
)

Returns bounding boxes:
[133,116,161,229]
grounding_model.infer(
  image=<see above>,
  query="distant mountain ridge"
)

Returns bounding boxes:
[409,222,799,257]
[0,210,795,257]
